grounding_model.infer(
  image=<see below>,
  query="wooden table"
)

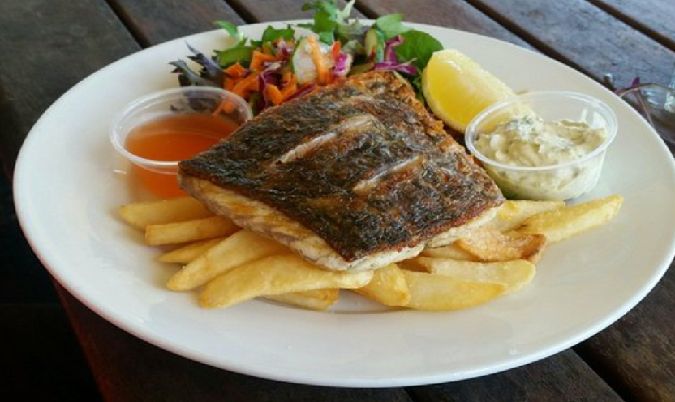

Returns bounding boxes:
[1,1,674,401]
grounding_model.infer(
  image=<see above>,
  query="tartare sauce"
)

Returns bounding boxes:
[474,115,609,200]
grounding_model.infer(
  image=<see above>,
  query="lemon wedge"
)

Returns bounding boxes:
[422,49,516,132]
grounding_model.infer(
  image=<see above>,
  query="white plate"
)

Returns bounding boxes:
[14,22,675,387]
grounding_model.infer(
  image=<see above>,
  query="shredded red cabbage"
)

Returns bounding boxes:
[382,35,403,64]
[258,63,282,108]
[373,35,418,75]
[275,40,294,60]
[333,52,351,78]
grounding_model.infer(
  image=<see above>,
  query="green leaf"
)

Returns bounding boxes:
[394,29,443,70]
[215,45,254,67]
[215,21,240,38]
[336,19,366,42]
[301,0,356,41]
[261,25,295,43]
[374,29,386,62]
[314,10,337,33]
[375,14,409,39]
[318,30,335,44]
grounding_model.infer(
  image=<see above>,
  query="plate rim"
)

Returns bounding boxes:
[13,21,675,387]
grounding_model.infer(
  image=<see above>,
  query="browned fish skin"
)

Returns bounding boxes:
[179,71,503,261]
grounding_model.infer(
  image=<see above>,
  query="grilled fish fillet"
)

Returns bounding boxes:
[179,71,504,271]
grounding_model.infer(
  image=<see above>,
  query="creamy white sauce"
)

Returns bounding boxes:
[475,116,607,167]
[474,116,608,200]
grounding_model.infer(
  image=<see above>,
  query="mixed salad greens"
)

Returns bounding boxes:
[171,0,442,114]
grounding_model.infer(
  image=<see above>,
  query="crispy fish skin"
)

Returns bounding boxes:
[179,71,503,267]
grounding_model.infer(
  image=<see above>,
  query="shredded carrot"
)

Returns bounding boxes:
[307,36,329,85]
[264,84,284,106]
[281,70,293,87]
[232,72,259,98]
[250,51,277,72]
[280,83,298,101]
[223,77,236,90]
[224,62,247,78]
[331,41,341,61]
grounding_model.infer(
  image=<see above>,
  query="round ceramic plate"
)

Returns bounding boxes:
[14,22,675,387]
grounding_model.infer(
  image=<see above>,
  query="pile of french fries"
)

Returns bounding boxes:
[118,195,623,311]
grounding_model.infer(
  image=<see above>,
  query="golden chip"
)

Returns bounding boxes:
[403,270,505,311]
[118,197,213,229]
[355,264,410,306]
[145,216,238,246]
[167,230,287,291]
[486,200,565,232]
[158,237,225,264]
[518,195,623,242]
[199,254,373,308]
[418,257,535,293]
[455,230,546,262]
[266,289,339,311]
[420,244,477,261]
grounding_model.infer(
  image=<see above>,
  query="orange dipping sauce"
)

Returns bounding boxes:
[125,113,238,197]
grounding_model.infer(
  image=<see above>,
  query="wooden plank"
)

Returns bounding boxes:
[467,0,675,86]
[575,262,675,402]
[0,0,139,173]
[1,303,101,401]
[588,0,675,51]
[0,174,57,302]
[227,0,364,22]
[356,0,531,48]
[57,285,412,402]
[107,0,245,46]
[408,351,621,402]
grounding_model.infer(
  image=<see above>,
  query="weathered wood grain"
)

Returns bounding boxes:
[56,285,412,402]
[107,0,245,46]
[226,0,364,23]
[0,0,139,173]
[589,0,675,51]
[575,263,675,402]
[356,0,531,48]
[467,0,675,86]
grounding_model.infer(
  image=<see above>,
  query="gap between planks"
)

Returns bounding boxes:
[462,0,597,83]
[586,0,675,52]
[104,0,151,47]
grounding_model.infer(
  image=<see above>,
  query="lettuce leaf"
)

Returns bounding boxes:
[394,30,442,70]
[375,14,409,39]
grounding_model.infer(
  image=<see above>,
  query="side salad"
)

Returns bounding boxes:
[171,0,442,114]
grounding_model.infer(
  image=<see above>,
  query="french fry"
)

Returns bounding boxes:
[397,257,430,272]
[266,289,339,311]
[455,230,546,262]
[403,270,505,311]
[420,244,477,261]
[199,254,373,308]
[518,195,623,242]
[355,264,410,306]
[145,216,238,246]
[158,238,225,263]
[118,197,213,229]
[418,258,535,293]
[485,200,565,232]
[167,230,287,291]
